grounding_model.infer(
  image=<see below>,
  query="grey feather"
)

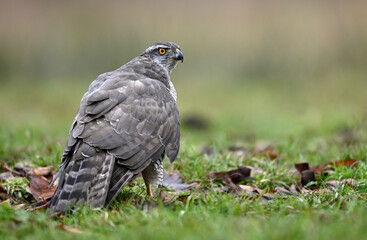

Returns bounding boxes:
[48,41,182,214]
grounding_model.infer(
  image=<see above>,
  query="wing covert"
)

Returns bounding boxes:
[64,72,180,171]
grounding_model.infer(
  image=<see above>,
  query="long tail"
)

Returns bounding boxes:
[48,143,116,213]
[104,165,135,206]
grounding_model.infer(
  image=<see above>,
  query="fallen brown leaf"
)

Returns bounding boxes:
[58,224,82,234]
[163,170,194,192]
[29,166,54,178]
[295,163,310,174]
[158,190,176,205]
[0,192,12,201]
[252,142,278,160]
[27,175,50,200]
[226,167,252,185]
[29,201,49,212]
[50,211,64,220]
[274,186,296,196]
[239,185,262,195]
[325,178,357,188]
[14,162,32,177]
[314,159,359,175]
[223,176,242,194]
[267,189,275,194]
[13,204,26,210]
[0,172,15,182]
[206,171,226,180]
[290,184,300,194]
[302,188,333,196]
[301,188,311,194]
[0,199,11,205]
[1,161,12,172]
[300,170,316,188]
[177,193,192,204]
[0,161,22,178]
[208,166,255,194]
[329,159,359,168]
[295,159,359,188]
[39,185,56,201]
[207,166,254,183]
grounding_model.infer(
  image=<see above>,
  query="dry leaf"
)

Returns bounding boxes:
[0,161,24,180]
[342,178,357,186]
[290,184,300,194]
[163,170,194,192]
[275,186,295,196]
[301,188,311,194]
[1,161,12,172]
[0,199,11,205]
[295,163,310,174]
[14,162,32,177]
[295,160,359,188]
[0,172,15,182]
[29,202,49,211]
[49,211,63,220]
[300,170,316,187]
[27,175,50,200]
[0,192,12,202]
[58,224,82,234]
[314,159,359,175]
[29,166,54,177]
[325,178,357,188]
[13,204,26,210]
[239,185,262,195]
[267,189,275,194]
[39,185,56,201]
[208,166,255,194]
[177,193,192,204]
[206,171,226,180]
[207,166,254,184]
[252,142,278,159]
[158,190,176,205]
[328,159,359,168]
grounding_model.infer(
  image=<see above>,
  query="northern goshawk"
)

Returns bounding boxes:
[48,42,183,213]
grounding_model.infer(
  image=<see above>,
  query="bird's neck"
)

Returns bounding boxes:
[123,56,169,81]
[119,56,177,101]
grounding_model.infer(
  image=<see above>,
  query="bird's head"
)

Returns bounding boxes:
[141,41,184,74]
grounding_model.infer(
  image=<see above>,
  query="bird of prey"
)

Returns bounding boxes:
[48,41,183,213]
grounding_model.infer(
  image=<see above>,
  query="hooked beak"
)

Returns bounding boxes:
[174,49,184,62]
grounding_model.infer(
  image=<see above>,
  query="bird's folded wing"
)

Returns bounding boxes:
[62,73,180,170]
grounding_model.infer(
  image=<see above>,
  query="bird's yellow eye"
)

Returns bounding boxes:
[159,48,166,55]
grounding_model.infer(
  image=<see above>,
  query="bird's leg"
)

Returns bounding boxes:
[145,180,153,197]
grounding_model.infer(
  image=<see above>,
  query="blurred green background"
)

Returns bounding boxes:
[1,0,366,140]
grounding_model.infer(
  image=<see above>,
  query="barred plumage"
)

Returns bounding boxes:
[48,42,183,213]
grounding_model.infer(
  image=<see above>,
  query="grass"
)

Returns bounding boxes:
[1,1,367,239]
[1,78,367,239]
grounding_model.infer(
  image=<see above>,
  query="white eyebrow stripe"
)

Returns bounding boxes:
[145,45,169,52]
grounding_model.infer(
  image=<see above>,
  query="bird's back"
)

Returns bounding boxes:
[48,43,182,213]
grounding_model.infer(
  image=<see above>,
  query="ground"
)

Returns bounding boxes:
[1,2,367,239]
[0,78,366,240]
